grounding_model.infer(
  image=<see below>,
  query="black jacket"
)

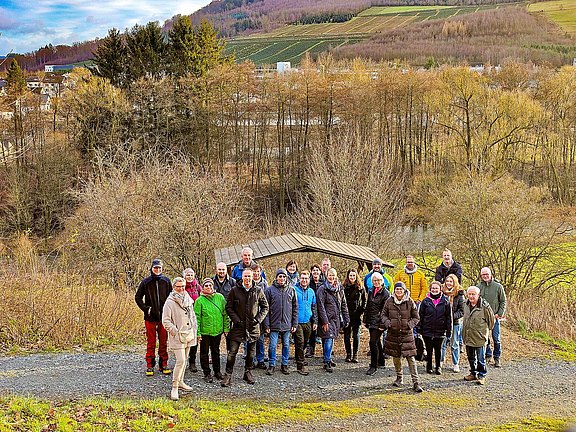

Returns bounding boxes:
[264,281,298,332]
[344,283,367,326]
[452,290,465,325]
[226,279,269,343]
[434,261,463,284]
[417,294,452,338]
[135,272,172,322]
[364,287,390,329]
[316,281,350,339]
[212,274,236,300]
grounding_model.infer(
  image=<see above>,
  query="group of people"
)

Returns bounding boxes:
[134,248,506,400]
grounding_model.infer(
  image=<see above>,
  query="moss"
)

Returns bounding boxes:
[519,330,576,362]
[468,415,575,431]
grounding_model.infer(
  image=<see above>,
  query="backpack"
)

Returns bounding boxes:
[415,333,426,361]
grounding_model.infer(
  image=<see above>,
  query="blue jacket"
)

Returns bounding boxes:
[264,281,298,332]
[364,270,393,292]
[295,283,317,325]
[232,261,266,282]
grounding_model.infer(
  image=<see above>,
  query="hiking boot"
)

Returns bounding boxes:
[214,372,223,380]
[464,374,477,381]
[345,355,352,363]
[243,369,255,384]
[256,362,267,370]
[435,367,442,375]
[323,363,333,373]
[366,367,377,376]
[160,366,172,375]
[266,366,275,376]
[351,354,359,364]
[204,374,214,383]
[330,360,337,367]
[392,376,403,387]
[189,363,198,373]
[281,365,290,375]
[413,383,423,393]
[221,373,232,387]
[297,365,309,376]
[453,364,460,373]
[494,358,501,368]
[145,368,154,376]
[477,377,486,385]
[170,383,179,401]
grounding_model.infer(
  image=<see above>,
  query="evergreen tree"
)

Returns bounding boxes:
[125,21,167,83]
[6,58,26,97]
[93,28,127,87]
[192,19,231,78]
[167,15,198,78]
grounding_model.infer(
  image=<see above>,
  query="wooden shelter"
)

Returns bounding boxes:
[214,233,394,270]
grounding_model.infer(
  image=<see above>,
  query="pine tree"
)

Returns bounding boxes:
[167,15,198,78]
[125,21,167,83]
[93,28,127,87]
[192,19,231,78]
[6,58,27,97]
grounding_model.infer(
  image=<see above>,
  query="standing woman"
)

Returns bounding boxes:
[316,268,350,372]
[183,268,202,373]
[194,278,229,383]
[417,281,452,375]
[305,264,324,357]
[286,260,300,287]
[162,277,198,401]
[364,272,390,375]
[441,274,465,372]
[382,281,423,392]
[343,269,367,363]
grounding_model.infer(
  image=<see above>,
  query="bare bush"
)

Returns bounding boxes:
[65,150,254,287]
[433,174,576,299]
[291,128,407,256]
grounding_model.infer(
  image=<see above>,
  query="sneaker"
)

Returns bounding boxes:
[330,360,337,367]
[366,367,377,376]
[453,364,460,373]
[179,381,193,391]
[351,355,359,364]
[160,366,172,375]
[435,367,442,375]
[204,375,214,383]
[345,355,352,363]
[243,369,255,384]
[494,358,501,368]
[427,368,434,374]
[280,365,290,375]
[256,362,267,370]
[464,374,477,381]
[221,373,232,387]
[477,377,486,385]
[297,366,309,376]
[413,383,423,393]
[145,368,154,376]
[266,366,275,376]
[214,372,224,380]
[323,363,333,373]
[392,376,403,387]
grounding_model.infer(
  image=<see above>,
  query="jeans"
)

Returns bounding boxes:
[466,345,487,379]
[144,321,168,369]
[199,334,222,376]
[486,318,501,359]
[226,339,256,374]
[344,323,361,357]
[268,330,291,367]
[368,328,385,368]
[441,323,462,365]
[294,322,312,367]
[423,336,444,370]
[322,338,334,364]
[255,334,265,363]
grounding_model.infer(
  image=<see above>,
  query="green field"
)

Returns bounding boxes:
[528,0,576,34]
[225,2,527,66]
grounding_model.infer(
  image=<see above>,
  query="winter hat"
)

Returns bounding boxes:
[202,278,214,287]
[151,258,163,268]
[372,257,383,266]
[394,281,407,291]
[275,268,288,278]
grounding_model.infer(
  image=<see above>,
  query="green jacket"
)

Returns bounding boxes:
[194,292,230,336]
[477,279,507,316]
[463,297,495,348]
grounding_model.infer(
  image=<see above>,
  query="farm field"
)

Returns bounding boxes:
[528,0,576,34]
[226,3,526,66]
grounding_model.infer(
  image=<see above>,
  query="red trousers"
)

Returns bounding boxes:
[145,320,168,368]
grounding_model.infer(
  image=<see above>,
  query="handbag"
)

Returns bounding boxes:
[178,329,195,344]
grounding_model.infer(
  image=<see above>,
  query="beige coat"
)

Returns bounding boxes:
[162,291,198,350]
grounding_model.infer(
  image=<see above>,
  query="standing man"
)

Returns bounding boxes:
[462,286,495,385]
[231,247,266,281]
[364,258,393,292]
[251,261,269,369]
[321,257,332,278]
[135,258,172,376]
[294,270,317,375]
[394,255,428,305]
[477,267,507,368]
[213,262,235,300]
[434,249,463,284]
[222,268,269,387]
[264,269,298,375]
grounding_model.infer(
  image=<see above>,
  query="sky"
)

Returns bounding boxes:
[0,0,210,55]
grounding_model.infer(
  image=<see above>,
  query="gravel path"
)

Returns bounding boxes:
[1,333,575,431]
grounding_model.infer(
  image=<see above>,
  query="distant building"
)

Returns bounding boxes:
[277,62,291,73]
[44,64,74,72]
[26,73,64,98]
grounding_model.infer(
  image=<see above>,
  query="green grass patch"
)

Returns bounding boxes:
[528,0,576,34]
[517,325,576,361]
[467,415,576,431]
[373,390,474,409]
[0,395,372,431]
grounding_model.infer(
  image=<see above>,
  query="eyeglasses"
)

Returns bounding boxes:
[277,275,287,278]
[481,273,490,276]
[174,285,186,289]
